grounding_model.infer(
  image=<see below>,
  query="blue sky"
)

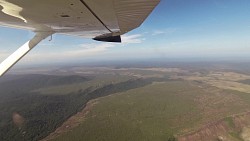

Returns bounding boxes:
[1,0,250,66]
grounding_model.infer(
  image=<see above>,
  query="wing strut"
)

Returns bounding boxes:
[0,32,53,76]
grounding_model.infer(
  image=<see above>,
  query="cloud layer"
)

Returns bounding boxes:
[17,34,144,64]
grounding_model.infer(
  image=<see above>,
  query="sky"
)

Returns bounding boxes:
[1,0,250,66]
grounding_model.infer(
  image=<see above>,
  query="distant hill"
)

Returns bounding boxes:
[0,74,90,99]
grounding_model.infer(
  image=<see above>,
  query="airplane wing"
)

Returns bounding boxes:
[0,0,161,76]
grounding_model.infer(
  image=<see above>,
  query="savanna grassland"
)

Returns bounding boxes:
[3,63,250,141]
[47,66,250,141]
[49,80,250,141]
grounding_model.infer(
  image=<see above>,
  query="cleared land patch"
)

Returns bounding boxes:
[181,71,250,93]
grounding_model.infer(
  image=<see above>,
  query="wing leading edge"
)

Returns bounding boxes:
[0,0,161,76]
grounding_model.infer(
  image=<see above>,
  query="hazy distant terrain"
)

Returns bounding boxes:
[2,62,250,141]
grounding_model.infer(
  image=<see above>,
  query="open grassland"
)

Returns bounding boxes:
[51,81,200,141]
[50,80,250,141]
[181,71,250,94]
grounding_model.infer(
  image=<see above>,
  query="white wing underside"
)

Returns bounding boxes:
[0,0,160,38]
[0,0,160,76]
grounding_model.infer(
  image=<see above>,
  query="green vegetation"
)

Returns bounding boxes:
[238,79,250,85]
[35,74,134,95]
[51,78,250,141]
[0,74,163,141]
[229,132,244,141]
[224,117,235,128]
[52,81,202,141]
[167,136,176,141]
[224,117,243,141]
[3,67,250,141]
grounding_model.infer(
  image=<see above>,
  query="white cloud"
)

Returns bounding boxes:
[152,28,177,36]
[10,34,145,64]
[19,42,116,64]
[67,43,115,56]
[152,31,165,36]
[121,34,143,44]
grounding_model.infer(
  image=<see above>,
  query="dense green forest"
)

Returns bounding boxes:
[0,74,167,141]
